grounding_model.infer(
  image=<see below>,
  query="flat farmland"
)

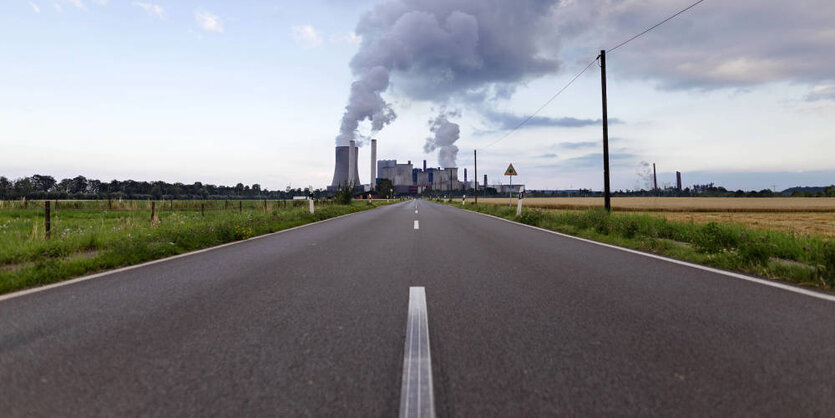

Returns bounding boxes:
[471,197,835,237]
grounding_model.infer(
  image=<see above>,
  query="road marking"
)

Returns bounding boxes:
[414,220,420,230]
[400,287,435,418]
[0,203,407,303]
[415,210,418,214]
[448,204,835,303]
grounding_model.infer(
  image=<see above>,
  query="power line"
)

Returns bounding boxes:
[482,0,707,149]
[483,57,598,149]
[608,0,707,53]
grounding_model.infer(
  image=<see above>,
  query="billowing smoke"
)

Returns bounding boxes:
[424,111,460,168]
[336,0,563,164]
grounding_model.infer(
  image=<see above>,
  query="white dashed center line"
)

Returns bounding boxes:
[399,287,435,418]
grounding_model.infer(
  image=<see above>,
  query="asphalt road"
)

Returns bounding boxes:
[2,200,835,417]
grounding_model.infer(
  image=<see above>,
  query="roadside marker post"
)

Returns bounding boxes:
[516,187,525,216]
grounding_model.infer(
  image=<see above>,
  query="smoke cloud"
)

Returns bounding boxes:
[424,111,460,168]
[336,0,564,166]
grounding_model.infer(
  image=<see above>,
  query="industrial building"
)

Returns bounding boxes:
[329,140,520,196]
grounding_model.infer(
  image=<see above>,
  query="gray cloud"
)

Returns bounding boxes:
[558,141,597,149]
[552,152,638,170]
[806,84,835,101]
[539,153,559,158]
[336,0,566,163]
[555,0,835,89]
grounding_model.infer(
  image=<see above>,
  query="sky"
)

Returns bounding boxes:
[0,0,833,192]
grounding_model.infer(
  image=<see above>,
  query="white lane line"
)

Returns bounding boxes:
[415,210,419,214]
[414,220,420,230]
[454,205,835,303]
[400,287,435,418]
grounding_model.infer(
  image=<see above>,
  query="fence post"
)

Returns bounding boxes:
[150,201,155,224]
[239,201,242,213]
[45,201,51,239]
[201,203,205,217]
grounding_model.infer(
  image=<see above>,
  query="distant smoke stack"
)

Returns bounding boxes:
[371,139,377,189]
[423,160,427,171]
[348,140,357,187]
[483,174,487,188]
[331,146,359,188]
[676,171,682,191]
[653,163,658,191]
[464,168,467,183]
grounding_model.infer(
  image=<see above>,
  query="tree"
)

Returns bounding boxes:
[13,177,33,195]
[30,174,56,192]
[376,178,393,198]
[70,176,88,194]
[336,185,353,205]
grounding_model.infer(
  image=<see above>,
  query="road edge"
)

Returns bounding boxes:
[439,202,835,303]
[0,202,400,303]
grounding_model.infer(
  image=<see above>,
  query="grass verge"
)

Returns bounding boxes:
[0,202,385,295]
[448,202,835,291]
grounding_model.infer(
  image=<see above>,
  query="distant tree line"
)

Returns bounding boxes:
[0,174,326,200]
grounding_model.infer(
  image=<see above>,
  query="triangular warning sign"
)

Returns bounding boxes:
[504,164,518,176]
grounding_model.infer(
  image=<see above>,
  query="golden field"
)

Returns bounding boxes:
[469,197,835,237]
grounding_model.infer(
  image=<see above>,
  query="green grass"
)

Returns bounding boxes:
[451,202,835,291]
[0,200,384,294]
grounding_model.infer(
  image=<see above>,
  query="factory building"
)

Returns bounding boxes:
[376,158,459,194]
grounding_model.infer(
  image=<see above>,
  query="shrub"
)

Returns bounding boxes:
[516,210,544,226]
[820,241,835,286]
[693,222,737,253]
[738,233,772,266]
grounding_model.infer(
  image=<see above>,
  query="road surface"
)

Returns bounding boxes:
[2,200,834,416]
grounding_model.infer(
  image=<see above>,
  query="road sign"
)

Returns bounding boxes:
[504,164,518,176]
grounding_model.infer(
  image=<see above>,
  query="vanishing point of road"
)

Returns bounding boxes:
[2,200,834,416]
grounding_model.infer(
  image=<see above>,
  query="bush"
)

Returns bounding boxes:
[336,186,353,205]
[516,210,544,226]
[738,233,772,266]
[821,241,835,285]
[693,222,738,253]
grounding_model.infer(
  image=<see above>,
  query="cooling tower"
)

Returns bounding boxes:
[331,145,361,188]
[348,140,357,187]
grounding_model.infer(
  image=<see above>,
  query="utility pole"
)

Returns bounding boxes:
[600,50,612,213]
[474,150,478,204]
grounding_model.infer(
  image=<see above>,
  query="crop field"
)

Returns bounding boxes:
[469,197,835,237]
[448,202,835,290]
[0,199,380,294]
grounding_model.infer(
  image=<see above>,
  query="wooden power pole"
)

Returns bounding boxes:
[600,50,612,213]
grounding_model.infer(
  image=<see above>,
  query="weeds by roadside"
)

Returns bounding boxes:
[453,203,834,290]
[0,202,380,294]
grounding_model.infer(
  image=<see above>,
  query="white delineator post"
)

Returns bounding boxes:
[309,197,314,214]
[516,186,525,216]
[371,139,377,192]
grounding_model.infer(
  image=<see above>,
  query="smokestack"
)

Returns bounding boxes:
[483,174,487,188]
[371,139,377,189]
[652,163,658,191]
[423,160,427,171]
[676,171,682,191]
[348,140,357,187]
[464,168,468,184]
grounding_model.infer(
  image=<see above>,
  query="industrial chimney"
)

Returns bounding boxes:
[652,163,658,191]
[423,160,427,171]
[370,139,377,190]
[483,174,487,188]
[464,168,468,184]
[676,171,682,191]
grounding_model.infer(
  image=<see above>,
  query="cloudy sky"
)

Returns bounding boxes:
[1,0,833,191]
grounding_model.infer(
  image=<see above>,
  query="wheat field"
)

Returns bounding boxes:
[468,197,835,237]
